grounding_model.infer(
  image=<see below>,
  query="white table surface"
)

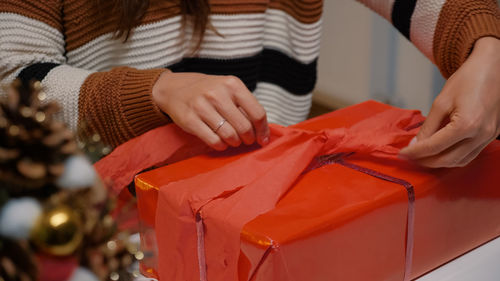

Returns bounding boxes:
[416,237,500,281]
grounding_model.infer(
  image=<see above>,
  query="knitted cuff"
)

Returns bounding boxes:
[120,68,171,136]
[79,67,170,148]
[433,0,500,78]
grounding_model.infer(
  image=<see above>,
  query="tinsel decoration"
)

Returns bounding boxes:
[76,122,112,163]
[0,80,141,281]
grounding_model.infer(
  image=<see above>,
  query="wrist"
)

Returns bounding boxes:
[471,37,500,58]
[469,37,500,76]
[152,70,172,105]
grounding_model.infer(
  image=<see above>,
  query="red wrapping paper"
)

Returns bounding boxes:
[97,101,500,281]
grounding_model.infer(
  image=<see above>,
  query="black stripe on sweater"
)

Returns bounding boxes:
[168,49,317,96]
[391,0,418,39]
[17,62,60,87]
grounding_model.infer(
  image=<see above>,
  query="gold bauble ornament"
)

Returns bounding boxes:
[31,205,83,256]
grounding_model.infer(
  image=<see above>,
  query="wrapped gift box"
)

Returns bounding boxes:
[131,101,500,281]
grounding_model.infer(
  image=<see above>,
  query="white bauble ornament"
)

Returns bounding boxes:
[68,267,99,281]
[0,197,42,239]
[56,155,96,189]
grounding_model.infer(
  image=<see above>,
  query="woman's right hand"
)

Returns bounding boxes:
[152,71,270,151]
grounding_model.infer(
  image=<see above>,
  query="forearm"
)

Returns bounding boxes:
[1,2,170,148]
[78,67,170,147]
[356,0,500,78]
[9,63,170,148]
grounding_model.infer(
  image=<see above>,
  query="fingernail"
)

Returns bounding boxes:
[214,142,228,151]
[262,136,269,145]
[409,136,417,146]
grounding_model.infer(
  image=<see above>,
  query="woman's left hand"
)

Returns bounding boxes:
[399,36,500,168]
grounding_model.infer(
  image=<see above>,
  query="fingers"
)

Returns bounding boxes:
[198,75,269,146]
[400,120,465,160]
[154,73,269,150]
[229,80,270,146]
[398,37,500,168]
[400,117,498,168]
[416,97,449,141]
[180,114,228,151]
[456,142,489,167]
[238,104,270,146]
[405,138,484,168]
[192,98,242,148]
[210,95,256,145]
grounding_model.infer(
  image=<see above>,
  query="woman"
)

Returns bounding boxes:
[0,0,499,168]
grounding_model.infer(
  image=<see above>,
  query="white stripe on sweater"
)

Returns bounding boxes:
[0,13,65,84]
[40,65,93,131]
[66,9,322,71]
[67,16,185,70]
[254,82,312,126]
[263,9,322,63]
[0,11,319,130]
[410,0,446,62]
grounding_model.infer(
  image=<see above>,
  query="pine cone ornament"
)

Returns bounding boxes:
[0,80,77,195]
[0,80,136,281]
[0,238,37,281]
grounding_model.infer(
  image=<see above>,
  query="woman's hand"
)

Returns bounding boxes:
[400,37,500,168]
[152,72,270,151]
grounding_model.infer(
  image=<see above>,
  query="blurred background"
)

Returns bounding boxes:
[312,0,446,117]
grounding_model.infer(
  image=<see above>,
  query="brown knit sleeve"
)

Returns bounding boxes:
[78,67,171,148]
[433,0,500,78]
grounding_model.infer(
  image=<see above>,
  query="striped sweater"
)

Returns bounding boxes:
[0,0,499,148]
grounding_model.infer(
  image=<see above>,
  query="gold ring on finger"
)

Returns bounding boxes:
[213,119,226,133]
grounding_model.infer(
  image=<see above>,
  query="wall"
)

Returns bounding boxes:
[314,0,446,115]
